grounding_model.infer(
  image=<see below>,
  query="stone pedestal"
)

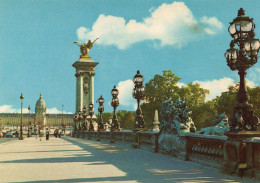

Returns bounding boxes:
[223,131,260,176]
[73,56,99,114]
[152,110,160,131]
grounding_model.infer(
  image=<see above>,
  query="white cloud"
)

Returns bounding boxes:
[46,108,72,114]
[76,1,223,49]
[0,105,72,114]
[176,82,186,88]
[194,77,256,101]
[194,78,235,101]
[116,79,136,109]
[0,105,30,113]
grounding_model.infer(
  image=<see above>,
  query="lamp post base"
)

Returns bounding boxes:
[223,131,260,175]
[229,103,259,131]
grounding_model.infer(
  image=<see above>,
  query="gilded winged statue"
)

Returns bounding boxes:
[74,38,99,57]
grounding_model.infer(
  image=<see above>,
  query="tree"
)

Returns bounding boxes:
[143,70,209,129]
[215,84,260,118]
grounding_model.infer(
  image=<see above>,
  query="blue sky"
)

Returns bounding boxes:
[0,0,259,114]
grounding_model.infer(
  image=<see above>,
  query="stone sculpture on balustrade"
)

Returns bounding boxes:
[158,98,196,153]
[196,113,229,136]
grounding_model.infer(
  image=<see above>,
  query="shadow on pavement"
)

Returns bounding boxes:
[5,137,250,183]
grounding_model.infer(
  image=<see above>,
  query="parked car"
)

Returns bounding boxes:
[5,131,13,138]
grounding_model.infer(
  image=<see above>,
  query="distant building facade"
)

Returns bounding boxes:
[0,94,73,129]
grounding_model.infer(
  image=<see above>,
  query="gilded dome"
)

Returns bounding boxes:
[35,94,46,114]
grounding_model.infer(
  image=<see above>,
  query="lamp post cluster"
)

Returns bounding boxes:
[225,8,260,131]
[73,70,147,135]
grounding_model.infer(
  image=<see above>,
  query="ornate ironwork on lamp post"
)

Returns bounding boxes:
[97,95,105,131]
[225,8,260,131]
[61,104,64,129]
[133,70,146,130]
[73,113,79,137]
[27,106,31,137]
[77,111,83,138]
[111,86,120,130]
[82,105,88,131]
[88,101,94,131]
[19,93,24,140]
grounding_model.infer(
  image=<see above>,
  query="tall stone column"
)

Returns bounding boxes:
[72,56,98,113]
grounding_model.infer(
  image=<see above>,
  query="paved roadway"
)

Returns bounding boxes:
[0,136,258,183]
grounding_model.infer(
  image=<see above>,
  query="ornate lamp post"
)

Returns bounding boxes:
[97,95,105,131]
[132,70,146,130]
[19,93,24,140]
[73,113,79,137]
[111,86,120,130]
[225,8,260,131]
[27,106,31,137]
[77,111,83,138]
[88,101,94,131]
[61,104,64,129]
[82,105,88,130]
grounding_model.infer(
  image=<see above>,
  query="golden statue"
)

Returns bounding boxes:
[74,38,99,57]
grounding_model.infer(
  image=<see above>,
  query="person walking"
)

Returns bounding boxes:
[35,130,38,139]
[45,128,49,140]
[39,129,42,141]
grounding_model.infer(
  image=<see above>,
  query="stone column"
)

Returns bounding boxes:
[72,56,99,114]
[75,72,83,112]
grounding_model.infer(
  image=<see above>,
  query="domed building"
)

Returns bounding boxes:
[0,94,73,131]
[35,94,46,114]
[34,94,47,127]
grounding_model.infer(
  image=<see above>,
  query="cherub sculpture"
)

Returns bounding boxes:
[74,38,99,57]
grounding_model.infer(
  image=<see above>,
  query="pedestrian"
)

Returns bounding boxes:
[46,128,49,140]
[39,129,42,141]
[35,130,38,139]
[58,129,61,138]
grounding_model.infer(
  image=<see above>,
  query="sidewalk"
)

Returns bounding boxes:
[0,136,258,183]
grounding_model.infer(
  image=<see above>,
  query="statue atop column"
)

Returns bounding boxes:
[74,38,99,57]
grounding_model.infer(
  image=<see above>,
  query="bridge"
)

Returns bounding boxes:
[0,136,258,183]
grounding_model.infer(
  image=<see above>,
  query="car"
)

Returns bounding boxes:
[5,131,13,138]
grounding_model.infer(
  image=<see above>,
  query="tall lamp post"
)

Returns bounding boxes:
[19,93,24,140]
[111,86,120,130]
[88,101,94,131]
[225,8,260,131]
[82,105,88,130]
[61,104,64,129]
[133,70,146,130]
[73,113,79,137]
[97,95,105,131]
[82,105,87,138]
[27,106,31,137]
[77,110,82,138]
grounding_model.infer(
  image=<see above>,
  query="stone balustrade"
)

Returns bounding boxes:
[185,133,227,168]
[73,130,260,180]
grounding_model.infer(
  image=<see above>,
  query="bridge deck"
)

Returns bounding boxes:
[0,136,256,183]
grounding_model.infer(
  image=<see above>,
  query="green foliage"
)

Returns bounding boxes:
[98,111,135,130]
[143,70,209,129]
[97,112,112,123]
[117,110,135,129]
[214,84,260,118]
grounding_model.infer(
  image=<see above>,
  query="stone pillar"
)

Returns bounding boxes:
[73,56,98,113]
[153,110,160,131]
[223,131,260,176]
